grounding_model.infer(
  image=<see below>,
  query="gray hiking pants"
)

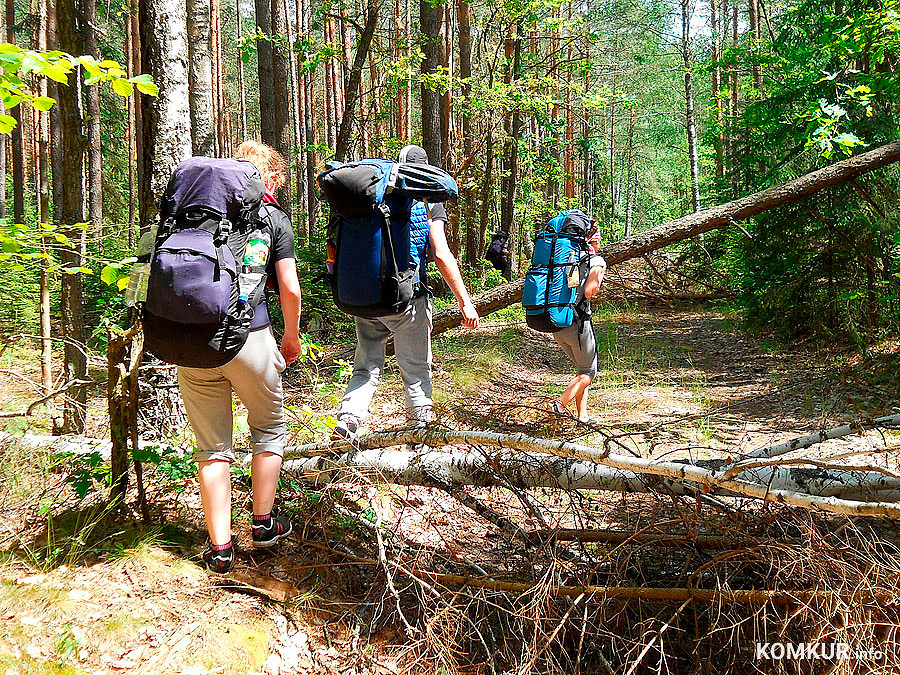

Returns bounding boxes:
[339,295,433,424]
[178,327,287,463]
[552,317,598,379]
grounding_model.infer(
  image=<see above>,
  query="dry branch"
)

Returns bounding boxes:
[432,141,900,334]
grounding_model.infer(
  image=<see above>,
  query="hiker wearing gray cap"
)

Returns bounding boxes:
[332,145,480,442]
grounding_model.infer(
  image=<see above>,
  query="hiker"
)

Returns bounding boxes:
[522,210,606,423]
[325,145,480,441]
[142,141,302,573]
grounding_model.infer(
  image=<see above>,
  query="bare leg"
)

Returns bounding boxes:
[251,451,283,516]
[559,374,592,409]
[575,380,592,421]
[198,459,232,545]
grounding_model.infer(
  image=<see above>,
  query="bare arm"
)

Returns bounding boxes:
[275,257,303,365]
[583,256,607,300]
[429,218,479,329]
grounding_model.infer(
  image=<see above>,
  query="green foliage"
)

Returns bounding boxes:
[0,44,156,132]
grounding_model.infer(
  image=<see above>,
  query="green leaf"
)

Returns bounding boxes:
[100,264,119,286]
[0,113,16,133]
[42,63,70,83]
[111,77,134,97]
[130,74,159,97]
[31,96,55,111]
[116,276,130,291]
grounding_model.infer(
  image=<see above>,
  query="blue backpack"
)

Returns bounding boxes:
[522,209,592,332]
[318,159,457,317]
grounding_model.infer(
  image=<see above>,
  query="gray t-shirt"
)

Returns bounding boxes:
[575,253,605,317]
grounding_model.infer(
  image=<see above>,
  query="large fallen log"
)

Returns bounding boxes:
[432,141,900,335]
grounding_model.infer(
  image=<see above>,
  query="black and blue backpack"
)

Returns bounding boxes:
[318,158,457,317]
[140,156,271,367]
[522,209,592,332]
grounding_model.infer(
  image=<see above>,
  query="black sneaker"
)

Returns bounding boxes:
[202,541,234,574]
[251,511,293,548]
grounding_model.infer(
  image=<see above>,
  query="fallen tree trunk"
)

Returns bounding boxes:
[432,141,900,335]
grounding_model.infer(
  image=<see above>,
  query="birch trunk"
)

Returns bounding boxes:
[187,0,215,156]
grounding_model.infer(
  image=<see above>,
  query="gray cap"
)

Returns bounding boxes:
[398,144,429,164]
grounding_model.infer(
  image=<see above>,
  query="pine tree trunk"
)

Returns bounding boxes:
[458,0,477,265]
[419,0,441,165]
[211,0,227,155]
[37,0,51,399]
[56,0,88,434]
[730,0,739,196]
[681,0,701,213]
[6,0,23,225]
[84,0,103,234]
[709,0,724,179]
[478,125,493,264]
[302,0,317,234]
[395,0,406,141]
[286,0,306,237]
[624,107,635,237]
[499,28,522,278]
[256,0,275,142]
[236,0,247,138]
[125,0,137,245]
[334,0,380,162]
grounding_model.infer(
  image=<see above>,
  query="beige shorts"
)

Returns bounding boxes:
[177,327,287,463]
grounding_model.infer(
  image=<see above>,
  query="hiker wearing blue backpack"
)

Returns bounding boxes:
[522,210,606,424]
[319,145,479,441]
[140,141,302,573]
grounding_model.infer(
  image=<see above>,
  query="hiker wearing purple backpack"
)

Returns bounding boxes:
[172,141,302,573]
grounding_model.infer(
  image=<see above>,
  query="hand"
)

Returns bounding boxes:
[460,302,480,330]
[280,333,303,367]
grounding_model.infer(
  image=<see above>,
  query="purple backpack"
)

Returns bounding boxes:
[141,157,268,368]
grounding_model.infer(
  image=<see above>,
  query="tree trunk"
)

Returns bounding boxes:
[419,0,441,164]
[430,141,900,334]
[395,0,406,141]
[84,0,103,234]
[681,0,701,213]
[287,0,306,237]
[748,0,762,92]
[458,0,477,265]
[268,0,292,210]
[499,28,522,278]
[187,0,215,155]
[255,0,275,143]
[624,107,635,237]
[211,0,227,155]
[709,0,724,179]
[334,0,380,162]
[477,125,493,264]
[6,0,23,225]
[139,0,192,232]
[125,0,137,245]
[37,0,51,400]
[302,0,317,235]
[236,0,247,139]
[56,0,88,434]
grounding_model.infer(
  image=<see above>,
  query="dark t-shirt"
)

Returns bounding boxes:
[228,203,296,330]
[425,201,447,224]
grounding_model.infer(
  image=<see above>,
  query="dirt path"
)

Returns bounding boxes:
[2,306,898,674]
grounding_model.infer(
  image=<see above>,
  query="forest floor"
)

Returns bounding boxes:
[1,303,899,674]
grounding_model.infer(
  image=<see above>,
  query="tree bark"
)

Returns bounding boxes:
[187,0,215,155]
[302,0,317,234]
[430,141,900,334]
[269,0,292,210]
[236,0,247,139]
[139,0,192,232]
[624,107,635,237]
[419,0,441,164]
[125,0,137,245]
[286,0,306,237]
[56,0,88,434]
[6,0,23,225]
[334,0,380,161]
[255,0,275,142]
[37,0,51,400]
[499,27,522,279]
[681,0,701,213]
[709,0,725,179]
[84,0,103,234]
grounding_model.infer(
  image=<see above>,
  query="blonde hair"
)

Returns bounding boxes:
[234,140,287,192]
